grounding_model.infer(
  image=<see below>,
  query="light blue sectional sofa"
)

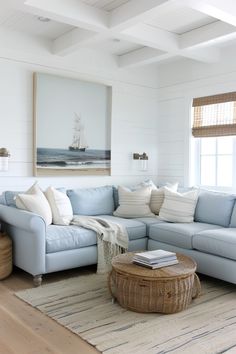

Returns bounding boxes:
[0,186,236,285]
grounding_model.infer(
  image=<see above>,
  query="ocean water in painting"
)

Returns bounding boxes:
[37,148,110,169]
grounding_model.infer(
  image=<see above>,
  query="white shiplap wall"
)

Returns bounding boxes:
[157,97,187,187]
[157,49,236,188]
[0,35,158,192]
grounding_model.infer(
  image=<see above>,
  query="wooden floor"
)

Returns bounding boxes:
[0,267,99,354]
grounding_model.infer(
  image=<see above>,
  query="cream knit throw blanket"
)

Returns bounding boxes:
[71,216,129,273]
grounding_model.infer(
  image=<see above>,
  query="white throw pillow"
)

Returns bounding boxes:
[159,187,199,223]
[45,186,73,225]
[15,182,52,226]
[150,182,178,215]
[113,186,154,218]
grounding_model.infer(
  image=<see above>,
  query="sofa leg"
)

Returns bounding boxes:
[33,274,42,287]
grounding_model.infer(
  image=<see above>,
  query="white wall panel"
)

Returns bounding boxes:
[0,56,158,193]
[157,52,236,188]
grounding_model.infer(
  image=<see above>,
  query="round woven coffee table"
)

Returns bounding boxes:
[108,252,201,314]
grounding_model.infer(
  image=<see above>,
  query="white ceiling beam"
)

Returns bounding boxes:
[50,3,224,66]
[122,23,179,52]
[180,21,236,49]
[110,0,173,31]
[23,0,109,32]
[182,0,236,27]
[182,46,220,63]
[118,47,169,68]
[51,0,175,55]
[9,0,225,65]
[52,28,97,56]
[119,44,220,68]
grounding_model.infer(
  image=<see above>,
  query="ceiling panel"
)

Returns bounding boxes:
[80,0,130,11]
[0,8,74,39]
[89,38,142,55]
[146,6,216,34]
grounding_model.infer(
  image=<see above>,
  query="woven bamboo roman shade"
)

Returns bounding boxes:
[192,92,236,137]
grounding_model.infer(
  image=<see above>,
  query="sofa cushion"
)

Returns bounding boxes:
[46,225,97,253]
[46,215,147,253]
[193,228,236,261]
[135,217,164,233]
[67,186,114,216]
[113,186,119,209]
[229,202,236,227]
[149,222,223,249]
[194,191,235,227]
[2,191,20,207]
[99,215,146,240]
[0,194,5,205]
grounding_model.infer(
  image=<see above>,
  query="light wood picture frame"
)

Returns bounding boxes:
[33,72,112,176]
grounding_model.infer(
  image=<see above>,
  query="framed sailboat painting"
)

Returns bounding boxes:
[33,72,112,176]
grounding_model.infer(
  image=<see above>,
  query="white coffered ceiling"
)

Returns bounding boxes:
[0,0,236,67]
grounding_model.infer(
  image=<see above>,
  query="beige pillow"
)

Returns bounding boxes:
[150,182,178,215]
[15,182,52,226]
[159,187,199,223]
[45,186,73,225]
[113,186,154,218]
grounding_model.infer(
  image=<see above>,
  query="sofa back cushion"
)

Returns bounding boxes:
[67,185,114,216]
[3,191,21,207]
[113,186,119,210]
[0,194,5,205]
[229,202,236,227]
[194,191,235,227]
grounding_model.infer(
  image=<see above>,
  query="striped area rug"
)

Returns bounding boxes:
[16,274,236,354]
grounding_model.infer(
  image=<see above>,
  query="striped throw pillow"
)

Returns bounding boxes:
[113,186,154,218]
[150,183,178,215]
[159,188,199,223]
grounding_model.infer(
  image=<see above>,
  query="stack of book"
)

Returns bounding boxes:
[133,250,178,269]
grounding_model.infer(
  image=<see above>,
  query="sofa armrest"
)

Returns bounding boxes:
[0,204,46,231]
[0,205,46,276]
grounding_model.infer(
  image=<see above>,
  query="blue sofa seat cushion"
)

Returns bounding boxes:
[98,215,146,240]
[135,217,164,233]
[149,222,223,249]
[67,186,114,216]
[193,228,236,261]
[194,191,235,227]
[46,216,146,253]
[46,225,97,253]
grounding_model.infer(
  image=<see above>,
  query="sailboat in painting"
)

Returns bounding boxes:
[69,113,88,151]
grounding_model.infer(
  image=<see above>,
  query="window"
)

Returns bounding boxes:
[192,92,236,191]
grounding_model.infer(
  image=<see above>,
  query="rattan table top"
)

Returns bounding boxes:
[111,252,197,280]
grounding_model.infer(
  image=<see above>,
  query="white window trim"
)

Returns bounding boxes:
[192,136,236,193]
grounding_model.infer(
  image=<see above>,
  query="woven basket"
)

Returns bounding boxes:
[0,232,12,280]
[108,253,201,314]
